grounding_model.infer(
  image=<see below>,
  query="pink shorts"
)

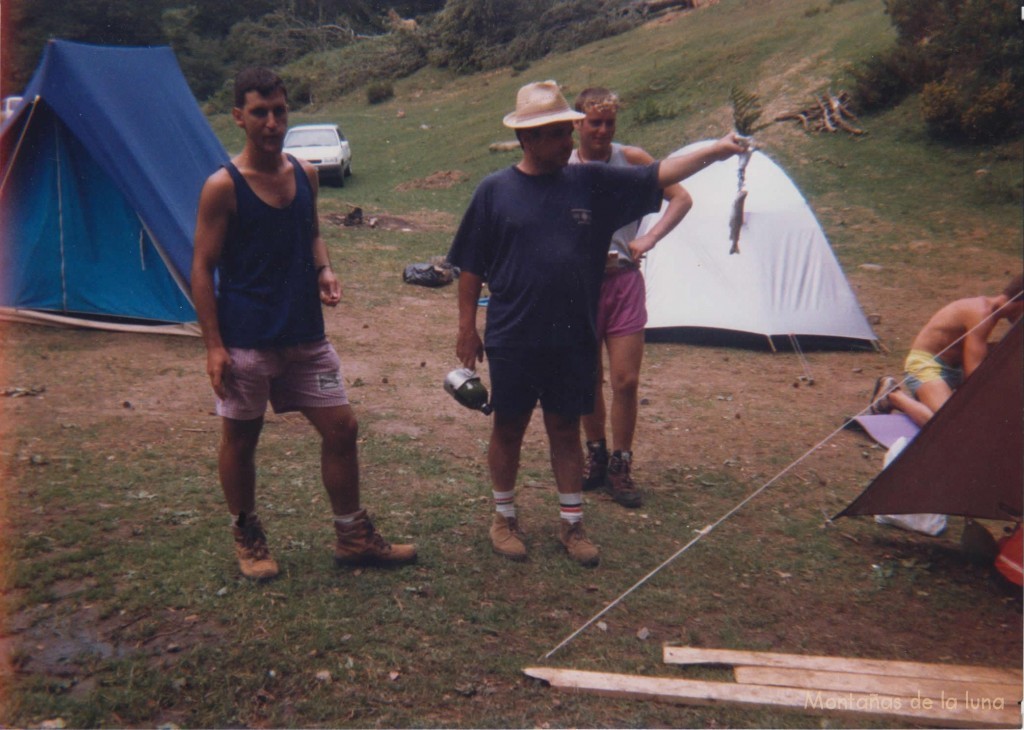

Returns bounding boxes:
[595,267,647,340]
[215,339,349,420]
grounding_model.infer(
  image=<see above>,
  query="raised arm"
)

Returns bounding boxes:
[656,132,746,188]
[622,145,693,259]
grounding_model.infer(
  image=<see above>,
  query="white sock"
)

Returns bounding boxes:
[493,489,516,518]
[559,492,583,524]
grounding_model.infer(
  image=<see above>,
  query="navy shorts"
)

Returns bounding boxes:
[485,345,598,418]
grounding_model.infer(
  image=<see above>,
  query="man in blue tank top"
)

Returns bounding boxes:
[191,68,416,580]
[447,80,745,567]
[570,87,693,509]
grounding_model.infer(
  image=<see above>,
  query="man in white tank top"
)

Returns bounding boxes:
[570,88,693,507]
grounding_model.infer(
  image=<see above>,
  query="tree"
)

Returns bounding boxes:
[4,0,169,93]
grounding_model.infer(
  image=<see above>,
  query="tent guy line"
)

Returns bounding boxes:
[541,301,1020,661]
[540,413,851,659]
[787,333,814,384]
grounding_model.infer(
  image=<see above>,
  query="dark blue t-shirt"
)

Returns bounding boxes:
[217,156,324,349]
[447,162,663,348]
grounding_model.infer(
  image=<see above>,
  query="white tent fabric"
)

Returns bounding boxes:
[639,141,877,347]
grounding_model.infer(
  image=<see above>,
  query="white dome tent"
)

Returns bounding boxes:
[639,141,877,350]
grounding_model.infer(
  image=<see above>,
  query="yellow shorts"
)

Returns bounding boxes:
[903,349,962,395]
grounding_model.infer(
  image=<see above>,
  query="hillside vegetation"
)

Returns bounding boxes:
[247,0,1022,269]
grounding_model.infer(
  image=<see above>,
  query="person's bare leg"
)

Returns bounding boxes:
[889,380,953,428]
[219,416,263,515]
[220,416,278,579]
[302,404,360,515]
[605,331,644,452]
[306,404,416,564]
[544,409,599,565]
[489,409,533,491]
[487,409,533,559]
[544,410,583,495]
[887,390,934,428]
[914,379,954,416]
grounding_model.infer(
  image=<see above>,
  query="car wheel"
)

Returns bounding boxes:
[344,163,352,178]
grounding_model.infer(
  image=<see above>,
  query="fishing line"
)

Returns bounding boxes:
[542,296,1021,661]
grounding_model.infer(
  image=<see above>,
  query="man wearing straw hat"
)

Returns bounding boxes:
[447,80,745,567]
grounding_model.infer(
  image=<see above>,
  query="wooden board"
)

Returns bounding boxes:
[663,645,1022,685]
[734,665,1021,704]
[524,666,1022,729]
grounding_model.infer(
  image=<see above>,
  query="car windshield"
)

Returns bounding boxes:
[285,129,338,147]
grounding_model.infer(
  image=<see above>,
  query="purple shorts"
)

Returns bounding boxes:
[215,338,349,420]
[596,267,647,340]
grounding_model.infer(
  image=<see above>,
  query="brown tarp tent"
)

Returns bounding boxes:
[837,318,1022,522]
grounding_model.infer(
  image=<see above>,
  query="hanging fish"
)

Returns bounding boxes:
[729,140,753,255]
[728,87,767,255]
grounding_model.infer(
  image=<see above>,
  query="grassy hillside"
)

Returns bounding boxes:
[211,0,1021,281]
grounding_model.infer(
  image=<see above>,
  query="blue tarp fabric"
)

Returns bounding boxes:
[0,40,228,327]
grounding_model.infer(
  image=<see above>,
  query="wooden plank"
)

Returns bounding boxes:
[734,666,1022,704]
[663,645,1022,685]
[524,667,1022,729]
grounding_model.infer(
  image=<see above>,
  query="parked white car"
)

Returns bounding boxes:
[1,95,24,122]
[283,123,352,186]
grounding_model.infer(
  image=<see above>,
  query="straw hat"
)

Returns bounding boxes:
[503,80,585,129]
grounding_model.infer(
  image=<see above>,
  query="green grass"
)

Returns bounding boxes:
[3,0,1022,727]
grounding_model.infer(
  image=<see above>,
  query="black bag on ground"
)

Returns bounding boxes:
[403,257,459,287]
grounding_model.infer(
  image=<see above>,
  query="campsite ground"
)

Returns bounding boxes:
[2,2,1023,727]
[2,204,1021,727]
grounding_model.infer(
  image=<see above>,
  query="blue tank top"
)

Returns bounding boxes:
[217,156,324,348]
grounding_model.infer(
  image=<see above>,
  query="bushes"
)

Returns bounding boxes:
[425,0,638,75]
[922,75,1021,143]
[849,0,1023,142]
[366,81,395,104]
[849,44,936,112]
[918,80,961,140]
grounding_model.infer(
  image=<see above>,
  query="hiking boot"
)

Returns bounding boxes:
[334,509,417,567]
[581,440,609,491]
[870,375,898,414]
[233,513,279,581]
[559,519,599,567]
[607,451,642,508]
[489,513,527,561]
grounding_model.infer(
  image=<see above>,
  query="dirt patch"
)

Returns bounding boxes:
[325,207,456,232]
[394,170,469,191]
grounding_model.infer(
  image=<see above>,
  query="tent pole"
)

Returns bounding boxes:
[55,124,68,313]
[138,218,196,308]
[0,96,41,194]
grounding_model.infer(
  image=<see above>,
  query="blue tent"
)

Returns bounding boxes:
[0,40,228,333]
